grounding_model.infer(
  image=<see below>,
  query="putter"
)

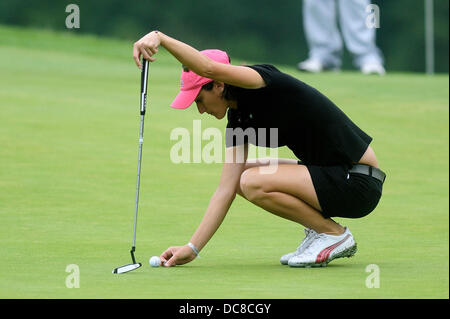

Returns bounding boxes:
[113,58,149,274]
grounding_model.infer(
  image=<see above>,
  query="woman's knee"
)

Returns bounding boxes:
[239,168,265,202]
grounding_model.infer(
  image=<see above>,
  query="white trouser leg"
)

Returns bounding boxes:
[337,0,384,67]
[303,0,342,68]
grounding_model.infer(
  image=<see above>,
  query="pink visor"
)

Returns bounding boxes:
[170,49,230,109]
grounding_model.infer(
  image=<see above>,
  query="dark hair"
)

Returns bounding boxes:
[201,81,236,101]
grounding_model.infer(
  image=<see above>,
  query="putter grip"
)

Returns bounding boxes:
[140,59,149,115]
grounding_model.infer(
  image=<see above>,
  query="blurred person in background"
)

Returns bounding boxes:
[298,0,385,75]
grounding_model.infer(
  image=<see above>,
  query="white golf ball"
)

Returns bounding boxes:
[149,256,161,267]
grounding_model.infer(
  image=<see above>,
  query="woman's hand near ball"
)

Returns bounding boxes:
[160,245,197,267]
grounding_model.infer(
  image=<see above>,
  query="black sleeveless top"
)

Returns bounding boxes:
[225,64,372,166]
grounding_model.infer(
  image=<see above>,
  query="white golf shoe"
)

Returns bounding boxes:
[288,227,357,267]
[280,228,317,265]
[297,59,324,73]
[297,59,340,73]
[361,62,386,75]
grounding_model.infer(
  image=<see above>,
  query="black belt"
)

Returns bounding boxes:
[349,164,386,184]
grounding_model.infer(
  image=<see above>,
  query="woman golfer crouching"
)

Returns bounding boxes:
[133,31,386,268]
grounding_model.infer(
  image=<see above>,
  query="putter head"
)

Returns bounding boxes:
[112,263,142,274]
[113,247,141,274]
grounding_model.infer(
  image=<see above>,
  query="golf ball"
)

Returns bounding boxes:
[149,256,161,267]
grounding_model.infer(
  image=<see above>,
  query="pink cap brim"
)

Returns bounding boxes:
[170,87,202,109]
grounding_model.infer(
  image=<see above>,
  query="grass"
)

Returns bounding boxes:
[0,25,448,299]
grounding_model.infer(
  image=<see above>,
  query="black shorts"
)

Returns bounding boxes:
[305,164,384,219]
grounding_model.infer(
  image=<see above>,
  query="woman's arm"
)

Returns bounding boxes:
[161,144,248,266]
[133,31,265,89]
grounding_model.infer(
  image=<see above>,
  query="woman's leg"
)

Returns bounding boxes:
[237,162,345,235]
